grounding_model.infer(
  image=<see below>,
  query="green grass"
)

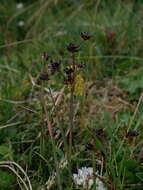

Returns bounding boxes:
[1,0,143,189]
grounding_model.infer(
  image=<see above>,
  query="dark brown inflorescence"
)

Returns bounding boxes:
[48,60,61,75]
[76,62,86,69]
[126,130,139,138]
[81,32,91,40]
[63,75,74,85]
[63,66,75,86]
[67,43,80,53]
[41,53,50,61]
[95,129,105,137]
[64,67,74,75]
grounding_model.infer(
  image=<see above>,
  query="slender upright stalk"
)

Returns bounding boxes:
[69,53,76,161]
[48,87,73,180]
[39,83,45,175]
[40,84,62,190]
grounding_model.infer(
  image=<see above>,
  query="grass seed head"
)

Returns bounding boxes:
[48,60,61,75]
[76,62,86,69]
[64,67,74,75]
[41,53,50,61]
[81,32,91,40]
[126,130,139,137]
[67,43,80,53]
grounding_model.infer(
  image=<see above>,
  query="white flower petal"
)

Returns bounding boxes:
[16,3,24,9]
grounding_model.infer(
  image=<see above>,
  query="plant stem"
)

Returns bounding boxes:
[48,87,73,182]
[69,53,76,164]
[39,83,45,175]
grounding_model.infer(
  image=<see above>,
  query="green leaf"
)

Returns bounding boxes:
[0,171,15,190]
[124,159,139,171]
[0,145,9,156]
[136,172,143,182]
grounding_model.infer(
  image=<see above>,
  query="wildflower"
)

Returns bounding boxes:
[64,67,74,75]
[39,72,49,81]
[41,53,50,61]
[73,167,93,188]
[126,130,139,138]
[73,167,106,190]
[81,32,91,40]
[51,60,61,69]
[76,62,86,69]
[16,3,24,9]
[67,43,80,53]
[48,60,61,75]
[18,20,24,27]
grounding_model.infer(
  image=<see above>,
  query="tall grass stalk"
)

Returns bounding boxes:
[39,84,62,189]
[47,86,73,181]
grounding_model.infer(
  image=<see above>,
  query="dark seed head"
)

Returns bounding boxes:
[48,60,61,75]
[126,130,139,137]
[64,67,74,75]
[76,62,86,68]
[67,43,80,53]
[81,32,91,40]
[41,53,50,61]
[52,60,61,68]
[95,129,105,137]
[39,72,49,81]
[63,75,74,85]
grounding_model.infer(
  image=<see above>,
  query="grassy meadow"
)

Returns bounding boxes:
[1,0,143,189]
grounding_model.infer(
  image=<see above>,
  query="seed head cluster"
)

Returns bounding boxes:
[38,32,91,93]
[67,43,80,53]
[81,32,92,40]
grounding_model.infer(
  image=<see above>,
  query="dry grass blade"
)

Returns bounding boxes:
[0,121,24,130]
[51,87,65,112]
[0,164,29,190]
[0,161,33,190]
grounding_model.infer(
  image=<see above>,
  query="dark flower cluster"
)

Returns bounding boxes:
[126,130,139,138]
[48,60,61,75]
[38,54,61,82]
[64,67,74,75]
[66,32,91,53]
[63,75,74,85]
[63,67,75,85]
[38,32,91,85]
[94,128,105,137]
[67,43,80,53]
[76,62,86,68]
[41,52,50,61]
[81,32,92,40]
